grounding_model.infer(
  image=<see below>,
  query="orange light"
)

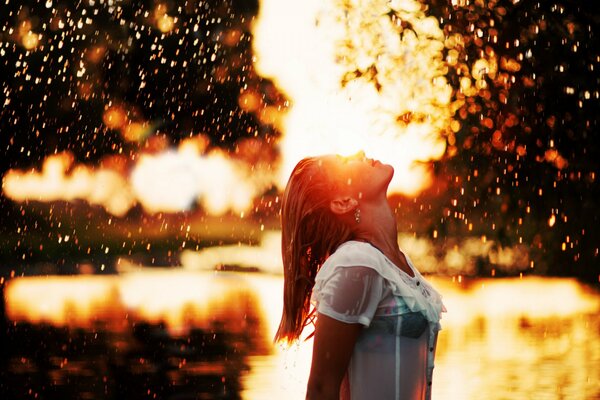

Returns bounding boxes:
[21,31,40,50]
[122,121,152,142]
[2,145,268,216]
[5,275,121,328]
[18,21,40,50]
[157,14,175,33]
[238,91,262,113]
[2,153,135,216]
[154,4,175,33]
[102,106,127,130]
[5,270,267,338]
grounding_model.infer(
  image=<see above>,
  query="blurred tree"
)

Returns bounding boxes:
[424,0,599,281]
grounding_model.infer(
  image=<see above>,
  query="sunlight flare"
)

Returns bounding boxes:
[2,141,269,216]
[253,0,453,194]
[2,153,135,216]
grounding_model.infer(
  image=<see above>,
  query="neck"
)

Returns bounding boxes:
[352,195,400,259]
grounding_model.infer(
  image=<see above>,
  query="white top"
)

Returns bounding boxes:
[311,241,446,400]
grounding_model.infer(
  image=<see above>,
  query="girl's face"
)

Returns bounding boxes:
[321,151,394,200]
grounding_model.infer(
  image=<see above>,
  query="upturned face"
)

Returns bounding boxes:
[320,151,394,200]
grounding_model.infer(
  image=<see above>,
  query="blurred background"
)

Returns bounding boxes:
[0,0,598,399]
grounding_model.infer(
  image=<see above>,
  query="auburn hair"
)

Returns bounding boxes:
[275,156,353,344]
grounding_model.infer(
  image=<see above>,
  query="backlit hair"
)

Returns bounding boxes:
[275,156,352,343]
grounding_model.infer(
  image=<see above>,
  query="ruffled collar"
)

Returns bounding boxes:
[340,241,446,326]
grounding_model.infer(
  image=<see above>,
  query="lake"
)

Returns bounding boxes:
[2,269,599,399]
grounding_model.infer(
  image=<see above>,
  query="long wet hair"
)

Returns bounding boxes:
[275,156,353,343]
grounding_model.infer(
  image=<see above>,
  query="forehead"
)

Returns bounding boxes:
[319,154,338,165]
[314,155,345,176]
[314,154,355,184]
[319,153,364,169]
[319,154,349,167]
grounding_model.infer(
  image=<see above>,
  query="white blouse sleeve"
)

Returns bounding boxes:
[313,266,384,327]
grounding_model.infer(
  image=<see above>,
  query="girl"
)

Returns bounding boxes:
[275,152,445,400]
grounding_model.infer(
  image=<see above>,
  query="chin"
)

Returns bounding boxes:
[383,163,394,181]
[377,163,394,192]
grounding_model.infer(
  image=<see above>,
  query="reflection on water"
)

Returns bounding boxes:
[2,271,599,399]
[2,271,267,399]
[3,321,249,399]
[242,276,600,400]
[431,278,600,400]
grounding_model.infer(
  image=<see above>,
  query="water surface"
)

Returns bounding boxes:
[3,271,599,399]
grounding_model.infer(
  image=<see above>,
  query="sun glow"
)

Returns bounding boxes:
[5,275,121,328]
[130,144,259,215]
[2,139,270,216]
[118,270,264,337]
[5,270,267,339]
[2,153,135,216]
[253,0,454,195]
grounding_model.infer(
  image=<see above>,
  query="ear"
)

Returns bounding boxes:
[329,196,358,216]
